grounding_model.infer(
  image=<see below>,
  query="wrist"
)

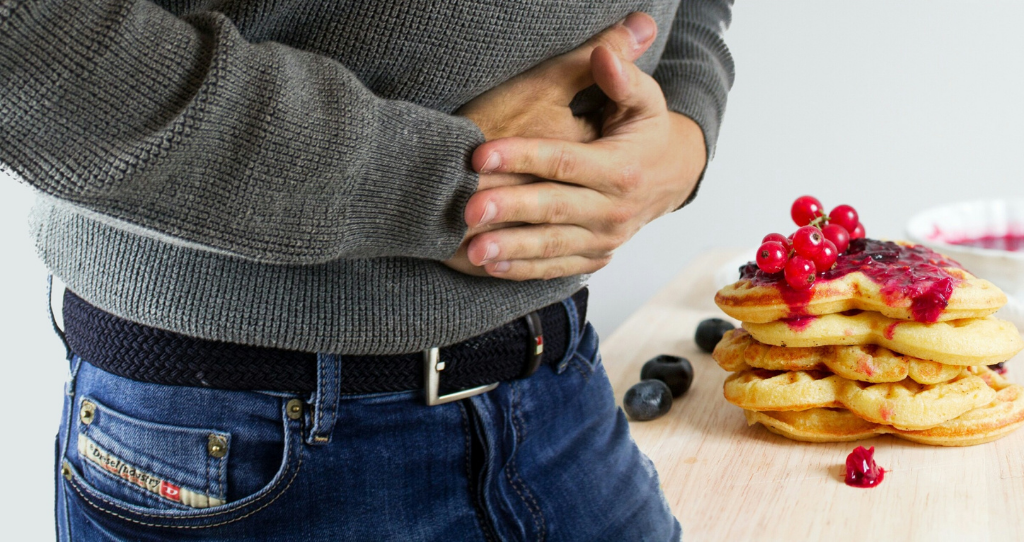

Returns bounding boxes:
[668,111,708,207]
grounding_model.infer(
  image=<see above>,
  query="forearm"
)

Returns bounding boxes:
[0,0,482,264]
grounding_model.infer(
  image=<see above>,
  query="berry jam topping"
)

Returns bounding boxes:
[989,362,1008,375]
[845,446,885,488]
[781,315,817,331]
[740,239,965,322]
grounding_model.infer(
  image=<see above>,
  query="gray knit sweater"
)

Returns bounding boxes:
[0,0,733,355]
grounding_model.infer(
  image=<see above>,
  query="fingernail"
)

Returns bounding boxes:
[491,261,511,273]
[480,242,499,263]
[477,201,497,226]
[480,152,501,173]
[623,14,654,46]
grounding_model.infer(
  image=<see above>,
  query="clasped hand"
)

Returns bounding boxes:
[446,13,706,280]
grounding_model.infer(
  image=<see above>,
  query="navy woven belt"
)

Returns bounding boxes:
[63,289,587,395]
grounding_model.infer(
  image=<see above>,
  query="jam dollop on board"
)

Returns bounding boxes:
[844,445,885,488]
[739,239,964,323]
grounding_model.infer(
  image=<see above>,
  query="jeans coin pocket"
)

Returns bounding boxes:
[72,395,229,511]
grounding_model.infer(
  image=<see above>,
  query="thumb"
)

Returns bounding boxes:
[590,45,666,119]
[530,12,658,104]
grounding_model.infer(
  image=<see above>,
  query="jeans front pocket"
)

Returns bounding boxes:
[74,396,229,510]
[58,358,304,533]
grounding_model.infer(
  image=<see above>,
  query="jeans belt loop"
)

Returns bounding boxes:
[556,296,582,373]
[307,354,342,444]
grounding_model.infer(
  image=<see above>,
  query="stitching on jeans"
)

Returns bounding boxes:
[460,403,495,542]
[71,432,299,519]
[78,456,191,511]
[216,441,226,501]
[569,356,590,381]
[311,356,341,443]
[314,358,326,439]
[506,383,546,541]
[511,383,525,444]
[504,459,546,541]
[68,450,302,529]
[67,410,301,521]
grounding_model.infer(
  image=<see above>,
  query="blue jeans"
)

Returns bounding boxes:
[55,299,680,541]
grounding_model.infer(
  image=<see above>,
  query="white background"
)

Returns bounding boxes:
[2,2,1024,538]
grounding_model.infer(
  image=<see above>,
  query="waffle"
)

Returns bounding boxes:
[744,312,1024,366]
[743,368,1024,446]
[713,328,963,384]
[724,368,994,430]
[715,261,1004,324]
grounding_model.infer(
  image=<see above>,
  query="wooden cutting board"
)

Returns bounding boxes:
[602,249,1024,542]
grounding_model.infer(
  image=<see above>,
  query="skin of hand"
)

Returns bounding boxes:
[443,13,659,276]
[460,42,708,281]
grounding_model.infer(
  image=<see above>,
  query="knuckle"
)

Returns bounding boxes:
[542,263,567,281]
[545,197,574,223]
[613,162,643,194]
[542,231,567,259]
[602,232,628,251]
[605,206,635,229]
[591,255,614,271]
[551,145,579,180]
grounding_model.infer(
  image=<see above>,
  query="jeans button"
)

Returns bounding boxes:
[79,401,95,425]
[207,434,228,458]
[286,399,303,420]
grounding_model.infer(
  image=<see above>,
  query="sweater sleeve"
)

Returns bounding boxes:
[653,0,735,207]
[0,0,483,264]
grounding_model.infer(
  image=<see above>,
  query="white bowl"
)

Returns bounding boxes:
[906,199,1024,332]
[906,199,1024,296]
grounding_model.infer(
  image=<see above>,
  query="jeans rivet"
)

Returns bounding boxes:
[286,399,303,420]
[207,434,228,458]
[61,461,72,480]
[79,401,95,425]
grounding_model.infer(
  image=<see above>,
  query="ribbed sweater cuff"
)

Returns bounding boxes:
[345,104,483,260]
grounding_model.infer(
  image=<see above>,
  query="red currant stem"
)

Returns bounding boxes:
[809,215,830,229]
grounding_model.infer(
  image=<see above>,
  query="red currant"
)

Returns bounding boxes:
[821,224,850,253]
[812,240,838,272]
[851,222,866,240]
[761,230,790,251]
[791,196,824,226]
[784,256,816,290]
[830,205,859,232]
[756,241,788,273]
[791,226,825,258]
[765,233,786,247]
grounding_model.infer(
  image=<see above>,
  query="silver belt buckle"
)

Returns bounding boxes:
[423,347,499,406]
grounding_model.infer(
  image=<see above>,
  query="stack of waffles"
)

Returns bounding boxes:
[712,239,1024,446]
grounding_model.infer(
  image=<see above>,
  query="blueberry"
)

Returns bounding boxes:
[623,380,673,421]
[695,318,735,353]
[640,355,694,397]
